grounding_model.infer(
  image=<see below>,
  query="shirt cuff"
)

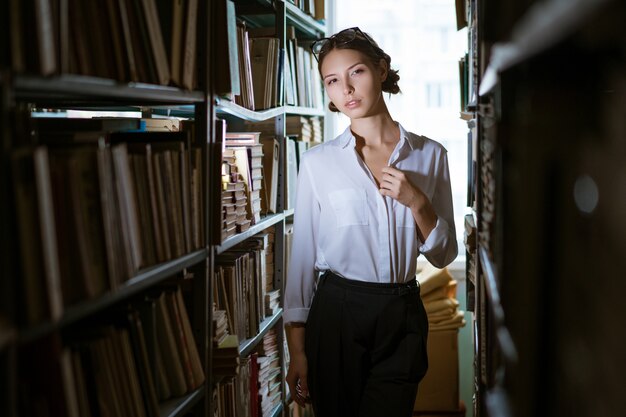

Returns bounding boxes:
[418,216,448,255]
[283,307,310,325]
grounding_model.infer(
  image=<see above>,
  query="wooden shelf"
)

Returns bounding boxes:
[479,0,612,95]
[283,0,326,38]
[159,386,205,417]
[239,308,283,358]
[151,105,196,118]
[18,249,208,345]
[217,214,284,254]
[285,105,325,117]
[14,74,205,104]
[283,208,295,217]
[216,97,285,122]
[216,98,325,121]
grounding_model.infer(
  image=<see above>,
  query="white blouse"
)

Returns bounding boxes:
[284,123,458,324]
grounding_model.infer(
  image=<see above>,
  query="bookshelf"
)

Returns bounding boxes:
[217,214,285,254]
[239,309,284,358]
[16,249,208,346]
[0,0,326,417]
[468,0,626,416]
[2,0,326,415]
[210,1,326,415]
[13,74,206,104]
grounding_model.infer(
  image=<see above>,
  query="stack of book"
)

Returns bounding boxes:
[414,264,465,414]
[225,132,264,225]
[215,246,267,341]
[265,291,280,317]
[222,149,251,240]
[19,285,205,417]
[213,334,240,378]
[244,116,323,143]
[287,0,325,20]
[9,0,200,89]
[248,229,280,317]
[257,329,281,417]
[309,116,323,143]
[215,1,283,111]
[212,304,230,347]
[214,380,238,416]
[417,264,466,331]
[12,119,204,325]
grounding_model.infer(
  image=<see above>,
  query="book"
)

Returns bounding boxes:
[127,310,160,417]
[165,290,196,390]
[181,0,198,89]
[155,292,188,396]
[174,287,206,388]
[225,131,261,146]
[248,37,280,110]
[235,21,255,110]
[260,138,278,214]
[138,0,170,85]
[12,146,64,324]
[111,143,144,275]
[215,0,241,95]
[285,138,297,210]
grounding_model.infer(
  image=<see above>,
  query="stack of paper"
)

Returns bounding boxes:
[417,264,466,331]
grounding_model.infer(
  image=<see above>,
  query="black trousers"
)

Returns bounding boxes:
[305,271,429,417]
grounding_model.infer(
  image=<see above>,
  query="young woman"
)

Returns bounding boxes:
[284,27,458,417]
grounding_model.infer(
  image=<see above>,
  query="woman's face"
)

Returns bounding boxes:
[320,48,387,119]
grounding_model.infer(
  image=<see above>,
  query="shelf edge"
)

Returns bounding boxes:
[239,309,283,358]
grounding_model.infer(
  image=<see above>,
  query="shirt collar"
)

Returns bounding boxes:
[335,122,417,151]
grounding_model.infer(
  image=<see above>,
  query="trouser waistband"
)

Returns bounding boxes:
[320,270,420,296]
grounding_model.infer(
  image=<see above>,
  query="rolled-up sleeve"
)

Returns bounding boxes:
[419,149,458,267]
[284,155,320,324]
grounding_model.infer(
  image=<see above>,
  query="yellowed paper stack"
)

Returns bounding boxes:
[416,263,466,331]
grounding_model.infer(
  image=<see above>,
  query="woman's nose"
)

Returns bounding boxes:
[343,82,354,95]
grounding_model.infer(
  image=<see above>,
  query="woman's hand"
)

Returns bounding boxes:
[379,166,438,241]
[286,352,310,407]
[379,166,424,209]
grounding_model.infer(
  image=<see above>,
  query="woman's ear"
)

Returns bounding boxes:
[379,58,388,82]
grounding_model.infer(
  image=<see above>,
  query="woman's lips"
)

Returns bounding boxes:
[345,99,360,109]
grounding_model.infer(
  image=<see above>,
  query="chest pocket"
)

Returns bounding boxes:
[328,188,369,227]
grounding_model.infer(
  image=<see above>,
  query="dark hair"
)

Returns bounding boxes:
[314,28,401,112]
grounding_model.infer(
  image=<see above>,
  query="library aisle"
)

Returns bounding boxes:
[4,0,624,417]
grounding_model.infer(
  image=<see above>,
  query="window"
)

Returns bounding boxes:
[331,0,470,266]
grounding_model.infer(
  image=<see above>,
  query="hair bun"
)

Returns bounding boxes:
[382,68,401,95]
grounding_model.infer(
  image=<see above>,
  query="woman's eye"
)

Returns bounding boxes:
[351,69,363,76]
[326,79,337,85]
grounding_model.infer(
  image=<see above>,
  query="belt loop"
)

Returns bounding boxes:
[318,270,329,288]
